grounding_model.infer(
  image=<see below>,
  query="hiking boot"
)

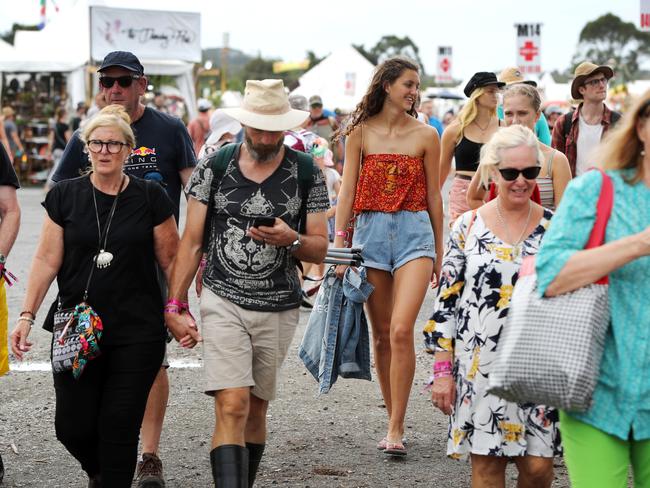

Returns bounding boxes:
[135,452,165,488]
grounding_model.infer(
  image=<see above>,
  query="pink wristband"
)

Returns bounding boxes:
[335,230,347,237]
[434,371,452,379]
[166,298,189,310]
[434,361,453,373]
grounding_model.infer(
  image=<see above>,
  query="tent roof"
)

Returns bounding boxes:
[291,46,375,112]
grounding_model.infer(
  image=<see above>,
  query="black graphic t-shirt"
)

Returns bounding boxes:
[0,144,19,188]
[51,107,196,221]
[186,146,329,311]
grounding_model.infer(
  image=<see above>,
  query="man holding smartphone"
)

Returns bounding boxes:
[165,79,329,487]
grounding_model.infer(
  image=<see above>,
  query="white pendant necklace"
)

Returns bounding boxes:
[91,175,126,269]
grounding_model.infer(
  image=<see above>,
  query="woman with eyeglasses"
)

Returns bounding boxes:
[535,91,650,488]
[424,125,560,487]
[10,105,183,487]
[466,84,572,211]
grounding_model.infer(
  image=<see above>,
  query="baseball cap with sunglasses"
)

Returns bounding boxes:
[498,166,541,181]
[99,75,141,89]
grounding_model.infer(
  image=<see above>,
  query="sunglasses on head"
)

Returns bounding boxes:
[99,75,140,89]
[498,166,541,181]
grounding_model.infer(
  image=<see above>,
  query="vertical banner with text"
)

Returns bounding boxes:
[436,46,453,84]
[641,0,650,31]
[515,23,542,74]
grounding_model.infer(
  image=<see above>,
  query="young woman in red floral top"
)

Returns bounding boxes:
[333,57,443,456]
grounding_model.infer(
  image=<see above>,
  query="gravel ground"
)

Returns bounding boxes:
[0,188,570,487]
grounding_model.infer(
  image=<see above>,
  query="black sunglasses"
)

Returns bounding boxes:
[99,75,140,89]
[498,166,541,181]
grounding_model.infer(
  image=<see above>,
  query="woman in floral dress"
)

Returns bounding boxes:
[424,125,561,487]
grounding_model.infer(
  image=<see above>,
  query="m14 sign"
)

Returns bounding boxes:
[436,46,453,83]
[641,0,650,31]
[515,23,542,74]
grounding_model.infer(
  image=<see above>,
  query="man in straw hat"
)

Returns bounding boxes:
[166,79,329,486]
[497,66,552,145]
[551,61,621,176]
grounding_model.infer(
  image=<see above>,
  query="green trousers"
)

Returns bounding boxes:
[561,412,650,488]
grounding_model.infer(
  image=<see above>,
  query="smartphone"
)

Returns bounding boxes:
[252,217,275,228]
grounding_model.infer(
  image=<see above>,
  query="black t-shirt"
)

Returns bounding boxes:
[186,145,329,311]
[0,144,19,188]
[52,122,69,151]
[43,175,174,345]
[51,107,197,221]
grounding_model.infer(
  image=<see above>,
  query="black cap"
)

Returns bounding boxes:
[98,51,144,76]
[464,72,505,97]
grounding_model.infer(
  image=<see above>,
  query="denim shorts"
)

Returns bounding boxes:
[352,210,435,274]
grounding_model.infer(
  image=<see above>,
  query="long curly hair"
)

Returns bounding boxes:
[334,57,419,140]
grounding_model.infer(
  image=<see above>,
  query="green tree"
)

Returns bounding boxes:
[354,36,424,72]
[572,13,650,82]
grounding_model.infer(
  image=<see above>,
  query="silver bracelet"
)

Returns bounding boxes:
[17,316,34,327]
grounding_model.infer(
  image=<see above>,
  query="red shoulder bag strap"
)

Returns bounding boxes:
[586,168,614,285]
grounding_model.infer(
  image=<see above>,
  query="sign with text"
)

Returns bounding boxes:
[641,0,650,31]
[515,23,542,74]
[90,7,201,63]
[436,46,453,83]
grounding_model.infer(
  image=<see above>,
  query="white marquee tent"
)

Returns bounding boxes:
[291,46,376,112]
[0,0,200,118]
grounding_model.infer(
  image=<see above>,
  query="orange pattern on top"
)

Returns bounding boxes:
[353,153,428,213]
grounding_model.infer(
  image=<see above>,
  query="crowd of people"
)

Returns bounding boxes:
[0,48,649,488]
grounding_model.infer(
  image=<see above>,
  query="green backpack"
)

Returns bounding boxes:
[202,143,316,251]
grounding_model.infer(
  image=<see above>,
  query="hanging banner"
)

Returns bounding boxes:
[515,23,542,74]
[90,7,201,63]
[436,46,453,83]
[641,0,650,31]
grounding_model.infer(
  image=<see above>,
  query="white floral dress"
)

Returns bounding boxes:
[423,209,562,460]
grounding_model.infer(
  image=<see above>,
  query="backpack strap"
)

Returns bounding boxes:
[610,110,621,127]
[202,142,239,251]
[563,109,574,139]
[292,147,316,235]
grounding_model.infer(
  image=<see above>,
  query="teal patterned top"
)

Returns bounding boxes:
[536,169,650,441]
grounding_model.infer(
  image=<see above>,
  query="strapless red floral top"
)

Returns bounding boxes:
[352,153,428,213]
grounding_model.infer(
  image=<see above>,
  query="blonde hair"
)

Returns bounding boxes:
[477,125,543,187]
[456,87,497,143]
[596,89,650,184]
[502,84,541,113]
[81,104,135,148]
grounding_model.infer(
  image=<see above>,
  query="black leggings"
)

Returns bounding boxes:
[53,341,164,487]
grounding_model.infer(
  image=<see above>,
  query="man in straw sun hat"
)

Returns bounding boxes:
[551,61,621,177]
[497,66,552,145]
[166,79,329,486]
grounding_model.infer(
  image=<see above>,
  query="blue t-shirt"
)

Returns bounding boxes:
[428,116,444,136]
[51,107,196,221]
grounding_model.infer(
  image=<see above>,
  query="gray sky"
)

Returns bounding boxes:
[0,0,641,80]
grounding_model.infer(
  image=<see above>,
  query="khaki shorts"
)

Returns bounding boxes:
[200,289,299,401]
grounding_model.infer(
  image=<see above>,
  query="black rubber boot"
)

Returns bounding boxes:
[245,443,265,487]
[209,445,249,488]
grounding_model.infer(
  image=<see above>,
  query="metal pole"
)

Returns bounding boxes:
[220,32,229,92]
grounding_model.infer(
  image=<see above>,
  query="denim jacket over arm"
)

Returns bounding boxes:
[299,267,373,394]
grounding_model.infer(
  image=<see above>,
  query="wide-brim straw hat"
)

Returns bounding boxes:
[223,80,309,132]
[571,62,614,100]
[499,67,537,87]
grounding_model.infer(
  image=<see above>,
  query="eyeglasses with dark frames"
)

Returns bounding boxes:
[99,75,141,89]
[498,166,541,181]
[87,140,130,154]
[583,77,608,88]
